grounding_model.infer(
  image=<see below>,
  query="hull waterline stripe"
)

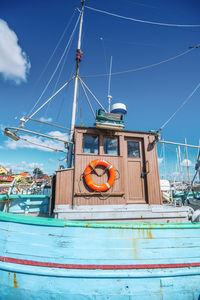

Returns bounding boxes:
[0,256,200,270]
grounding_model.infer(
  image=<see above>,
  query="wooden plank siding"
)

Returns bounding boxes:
[55,169,74,205]
[55,127,162,207]
[144,134,162,204]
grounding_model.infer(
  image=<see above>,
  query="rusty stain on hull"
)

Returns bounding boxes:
[146,229,152,239]
[132,238,139,259]
[8,272,10,286]
[13,273,19,288]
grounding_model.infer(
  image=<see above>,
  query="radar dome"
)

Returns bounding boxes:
[111,103,127,114]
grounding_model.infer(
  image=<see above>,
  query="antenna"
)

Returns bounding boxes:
[107,56,112,112]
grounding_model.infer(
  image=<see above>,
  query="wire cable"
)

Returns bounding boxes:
[158,80,200,132]
[27,77,74,121]
[27,12,81,118]
[79,77,96,118]
[15,10,77,121]
[78,77,107,111]
[41,27,76,129]
[80,46,198,78]
[86,6,200,28]
[19,137,67,153]
[55,62,76,122]
[32,10,77,90]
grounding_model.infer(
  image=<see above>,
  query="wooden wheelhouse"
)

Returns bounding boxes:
[54,127,160,206]
[53,127,189,222]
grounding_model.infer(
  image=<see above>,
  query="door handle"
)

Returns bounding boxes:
[146,160,150,174]
[141,161,150,178]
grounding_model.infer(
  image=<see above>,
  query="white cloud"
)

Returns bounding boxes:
[39,117,53,122]
[181,159,194,167]
[5,130,69,152]
[48,131,69,140]
[48,158,57,164]
[0,19,30,83]
[0,161,44,174]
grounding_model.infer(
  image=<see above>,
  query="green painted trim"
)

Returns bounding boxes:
[0,211,200,229]
[0,212,65,227]
[65,221,200,229]
[96,115,123,124]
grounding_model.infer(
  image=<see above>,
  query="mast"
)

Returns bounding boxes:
[185,137,191,184]
[67,0,85,168]
[162,142,166,179]
[178,145,182,183]
[107,56,113,113]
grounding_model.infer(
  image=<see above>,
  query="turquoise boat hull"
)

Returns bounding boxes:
[0,212,200,299]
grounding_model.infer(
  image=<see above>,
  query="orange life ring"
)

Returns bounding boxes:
[84,159,116,192]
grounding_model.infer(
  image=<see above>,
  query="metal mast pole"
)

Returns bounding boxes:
[67,0,85,168]
[185,137,191,184]
[163,142,166,179]
[178,146,182,183]
[107,56,113,113]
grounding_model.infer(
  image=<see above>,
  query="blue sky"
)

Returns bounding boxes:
[0,0,200,178]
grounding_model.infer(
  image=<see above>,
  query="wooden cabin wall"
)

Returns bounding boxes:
[73,128,161,206]
[54,128,162,207]
[144,134,162,205]
[55,169,73,205]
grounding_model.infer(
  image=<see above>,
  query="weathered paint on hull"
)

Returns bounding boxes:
[0,212,200,299]
[1,265,200,299]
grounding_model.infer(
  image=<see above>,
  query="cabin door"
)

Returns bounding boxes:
[125,138,147,203]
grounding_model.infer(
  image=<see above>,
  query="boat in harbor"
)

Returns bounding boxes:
[0,174,50,216]
[1,1,200,299]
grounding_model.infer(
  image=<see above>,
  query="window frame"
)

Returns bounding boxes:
[103,136,119,156]
[127,140,141,159]
[82,134,99,154]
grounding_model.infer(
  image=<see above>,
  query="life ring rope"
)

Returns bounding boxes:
[84,159,116,192]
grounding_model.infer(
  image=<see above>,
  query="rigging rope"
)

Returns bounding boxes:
[41,31,75,129]
[79,77,96,118]
[158,80,200,132]
[17,10,77,121]
[80,46,198,78]
[19,137,67,153]
[86,6,200,28]
[31,10,77,92]
[55,62,76,122]
[27,12,81,119]
[27,77,74,121]
[78,77,107,111]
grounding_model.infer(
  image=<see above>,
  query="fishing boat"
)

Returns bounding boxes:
[0,174,50,216]
[1,1,200,299]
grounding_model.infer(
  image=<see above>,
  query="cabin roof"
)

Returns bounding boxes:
[75,126,155,136]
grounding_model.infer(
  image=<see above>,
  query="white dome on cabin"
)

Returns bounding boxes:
[111,103,127,114]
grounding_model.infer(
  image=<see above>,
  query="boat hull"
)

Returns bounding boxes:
[0,212,200,299]
[1,264,200,300]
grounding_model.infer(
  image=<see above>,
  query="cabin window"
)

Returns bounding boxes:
[83,135,99,154]
[127,141,140,158]
[104,137,119,155]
